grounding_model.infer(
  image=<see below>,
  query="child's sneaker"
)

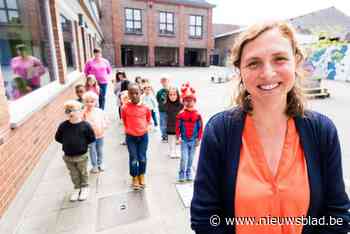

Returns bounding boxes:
[178,172,185,183]
[90,167,99,174]
[161,136,167,143]
[78,187,89,201]
[98,165,105,172]
[170,153,180,159]
[70,189,81,202]
[186,171,193,182]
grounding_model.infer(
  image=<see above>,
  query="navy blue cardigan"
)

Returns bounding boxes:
[191,108,350,234]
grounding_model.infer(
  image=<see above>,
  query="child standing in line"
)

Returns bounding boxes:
[55,100,96,202]
[75,84,85,104]
[85,74,100,97]
[164,87,183,158]
[82,91,108,173]
[122,83,151,190]
[156,75,170,142]
[142,82,158,130]
[176,83,203,182]
[114,70,127,120]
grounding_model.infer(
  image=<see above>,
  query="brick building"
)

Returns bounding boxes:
[0,0,103,218]
[101,0,215,67]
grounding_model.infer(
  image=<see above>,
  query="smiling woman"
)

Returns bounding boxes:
[191,21,350,234]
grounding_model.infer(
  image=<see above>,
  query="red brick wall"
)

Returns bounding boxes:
[147,0,155,66]
[179,5,185,66]
[0,0,91,218]
[0,85,76,218]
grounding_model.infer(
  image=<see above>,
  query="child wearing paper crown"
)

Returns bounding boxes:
[175,83,203,182]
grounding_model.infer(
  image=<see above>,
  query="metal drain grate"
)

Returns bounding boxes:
[96,191,149,231]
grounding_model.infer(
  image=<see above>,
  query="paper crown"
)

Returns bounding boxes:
[181,82,196,100]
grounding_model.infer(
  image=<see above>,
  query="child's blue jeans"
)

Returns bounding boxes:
[89,138,104,168]
[179,140,196,179]
[159,112,167,138]
[126,133,149,177]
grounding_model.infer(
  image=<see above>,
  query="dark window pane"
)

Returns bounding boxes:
[190,15,195,25]
[160,12,165,23]
[125,9,133,20]
[126,20,133,29]
[2,1,55,100]
[196,27,202,36]
[196,16,202,26]
[0,10,7,22]
[134,10,141,20]
[8,10,19,23]
[134,21,141,29]
[6,0,17,9]
[167,24,173,32]
[167,13,173,23]
[189,26,195,36]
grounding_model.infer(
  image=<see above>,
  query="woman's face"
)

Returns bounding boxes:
[17,49,26,57]
[239,28,297,108]
[94,51,102,59]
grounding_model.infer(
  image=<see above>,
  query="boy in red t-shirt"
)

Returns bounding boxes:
[121,83,151,190]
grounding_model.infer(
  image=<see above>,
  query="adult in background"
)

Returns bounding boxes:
[84,48,112,110]
[10,44,46,98]
[191,21,350,234]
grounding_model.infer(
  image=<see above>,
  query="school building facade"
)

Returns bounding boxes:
[101,0,215,67]
[0,0,103,219]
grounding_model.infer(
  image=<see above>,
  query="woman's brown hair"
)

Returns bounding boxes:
[232,21,305,117]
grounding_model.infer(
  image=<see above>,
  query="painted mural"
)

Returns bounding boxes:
[304,43,350,82]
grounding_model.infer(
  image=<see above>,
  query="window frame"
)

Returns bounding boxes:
[124,7,142,35]
[189,15,203,39]
[0,0,20,24]
[159,11,175,36]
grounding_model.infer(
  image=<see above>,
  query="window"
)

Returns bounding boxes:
[60,14,78,73]
[1,0,54,100]
[125,8,142,34]
[159,11,174,35]
[189,15,203,38]
[0,0,20,24]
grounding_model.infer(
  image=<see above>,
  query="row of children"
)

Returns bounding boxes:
[116,73,204,188]
[55,71,203,201]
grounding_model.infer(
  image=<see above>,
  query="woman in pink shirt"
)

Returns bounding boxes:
[10,44,46,97]
[84,48,112,110]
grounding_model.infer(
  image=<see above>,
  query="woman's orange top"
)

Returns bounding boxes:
[235,115,310,234]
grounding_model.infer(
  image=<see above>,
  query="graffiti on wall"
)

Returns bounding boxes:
[304,44,350,82]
